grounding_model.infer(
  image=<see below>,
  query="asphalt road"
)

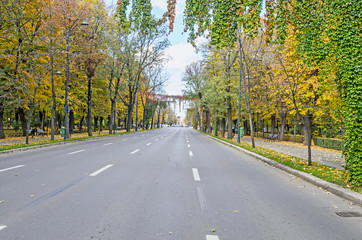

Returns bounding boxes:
[0,127,361,240]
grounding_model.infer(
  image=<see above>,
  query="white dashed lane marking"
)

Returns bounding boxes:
[89,164,113,177]
[0,165,25,173]
[206,235,219,240]
[130,149,140,154]
[192,168,200,181]
[68,150,85,155]
[197,187,208,211]
[103,143,113,146]
[146,143,152,146]
[189,151,193,157]
[0,225,7,231]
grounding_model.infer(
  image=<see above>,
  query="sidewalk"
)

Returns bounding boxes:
[235,136,345,170]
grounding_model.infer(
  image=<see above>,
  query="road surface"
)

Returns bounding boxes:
[0,127,361,240]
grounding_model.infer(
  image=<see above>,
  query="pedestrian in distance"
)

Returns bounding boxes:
[31,127,38,138]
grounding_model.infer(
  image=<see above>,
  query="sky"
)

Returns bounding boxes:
[106,0,203,96]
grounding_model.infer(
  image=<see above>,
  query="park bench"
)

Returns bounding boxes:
[264,134,273,141]
[37,129,48,136]
[270,134,278,141]
[265,133,278,141]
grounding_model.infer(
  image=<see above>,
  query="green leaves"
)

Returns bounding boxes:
[184,0,263,47]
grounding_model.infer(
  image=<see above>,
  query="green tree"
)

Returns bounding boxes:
[268,0,362,185]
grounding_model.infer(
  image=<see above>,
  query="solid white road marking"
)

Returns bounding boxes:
[0,225,7,231]
[197,187,208,211]
[103,143,113,146]
[206,235,219,240]
[0,165,25,173]
[192,168,200,181]
[146,143,152,146]
[187,144,191,148]
[68,150,85,155]
[89,164,113,177]
[130,149,140,154]
[189,151,193,157]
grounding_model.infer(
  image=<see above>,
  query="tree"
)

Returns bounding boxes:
[182,61,205,130]
[271,30,323,166]
[268,0,362,185]
[77,0,106,137]
[184,0,263,145]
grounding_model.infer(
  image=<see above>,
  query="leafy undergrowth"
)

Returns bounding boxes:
[205,132,362,194]
[0,129,144,152]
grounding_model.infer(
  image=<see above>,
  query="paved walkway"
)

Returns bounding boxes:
[235,136,345,169]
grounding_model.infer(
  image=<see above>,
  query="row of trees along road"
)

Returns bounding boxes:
[0,0,177,142]
[183,0,362,186]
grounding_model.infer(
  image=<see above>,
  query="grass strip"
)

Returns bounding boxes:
[0,129,150,152]
[204,131,361,194]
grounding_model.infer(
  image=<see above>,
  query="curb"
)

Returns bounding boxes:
[206,134,362,206]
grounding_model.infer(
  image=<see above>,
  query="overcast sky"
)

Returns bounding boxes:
[106,0,203,96]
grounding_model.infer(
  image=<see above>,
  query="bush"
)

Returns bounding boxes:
[11,121,21,131]
[313,137,344,151]
[283,134,304,143]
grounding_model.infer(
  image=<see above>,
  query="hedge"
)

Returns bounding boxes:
[313,137,344,151]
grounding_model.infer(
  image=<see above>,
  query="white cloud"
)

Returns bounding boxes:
[162,42,202,95]
[164,42,201,70]
[151,0,168,10]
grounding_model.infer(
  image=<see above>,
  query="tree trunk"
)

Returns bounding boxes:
[113,107,116,134]
[214,118,219,136]
[0,103,5,139]
[248,111,255,148]
[94,116,98,131]
[39,111,44,129]
[126,104,134,132]
[109,100,115,134]
[25,104,34,144]
[100,116,103,132]
[79,115,84,132]
[220,118,226,138]
[143,107,147,130]
[135,91,139,131]
[260,119,265,138]
[227,96,233,139]
[87,76,92,137]
[156,107,161,128]
[69,110,74,134]
[19,108,27,136]
[206,108,211,134]
[293,115,297,143]
[271,114,276,135]
[279,112,287,141]
[303,111,313,166]
[243,120,248,136]
[56,111,61,132]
